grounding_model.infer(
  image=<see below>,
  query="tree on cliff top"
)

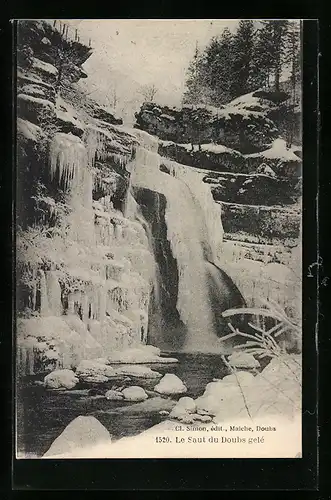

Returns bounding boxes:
[183,20,298,107]
[182,42,211,106]
[230,20,255,98]
[138,84,158,103]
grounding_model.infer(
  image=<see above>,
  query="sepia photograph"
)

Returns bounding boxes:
[15,19,302,459]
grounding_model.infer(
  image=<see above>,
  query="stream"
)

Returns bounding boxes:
[16,352,229,457]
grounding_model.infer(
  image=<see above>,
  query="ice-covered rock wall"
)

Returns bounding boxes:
[17,121,155,375]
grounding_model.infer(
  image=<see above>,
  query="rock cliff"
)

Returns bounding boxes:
[16,21,153,375]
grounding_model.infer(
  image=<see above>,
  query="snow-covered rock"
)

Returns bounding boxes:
[168,398,205,423]
[43,416,111,458]
[208,356,302,422]
[227,352,260,369]
[75,359,116,380]
[107,346,178,364]
[105,389,124,401]
[114,365,162,379]
[194,373,256,417]
[154,374,187,395]
[44,369,79,390]
[173,397,196,413]
[122,386,148,402]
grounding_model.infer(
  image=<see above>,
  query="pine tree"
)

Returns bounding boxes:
[284,20,302,146]
[204,28,235,105]
[260,20,289,91]
[251,24,274,89]
[231,20,255,97]
[286,21,301,104]
[182,42,206,105]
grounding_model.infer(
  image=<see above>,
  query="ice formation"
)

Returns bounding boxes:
[18,127,157,373]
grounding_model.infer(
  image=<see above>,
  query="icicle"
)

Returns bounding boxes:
[50,133,88,193]
[46,271,62,316]
[81,293,89,325]
[39,270,49,316]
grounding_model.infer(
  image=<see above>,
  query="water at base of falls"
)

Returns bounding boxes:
[17,352,229,457]
[129,130,246,354]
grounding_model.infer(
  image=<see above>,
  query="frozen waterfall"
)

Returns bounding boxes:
[129,129,244,352]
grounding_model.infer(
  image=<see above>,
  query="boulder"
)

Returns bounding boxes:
[43,416,111,457]
[44,369,79,390]
[122,386,148,402]
[227,352,260,369]
[245,138,302,180]
[154,374,187,395]
[105,389,124,401]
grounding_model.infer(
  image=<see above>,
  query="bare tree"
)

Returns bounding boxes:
[105,86,118,111]
[138,84,158,102]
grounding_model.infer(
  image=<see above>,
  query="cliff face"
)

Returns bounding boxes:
[16,21,154,375]
[135,91,302,247]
